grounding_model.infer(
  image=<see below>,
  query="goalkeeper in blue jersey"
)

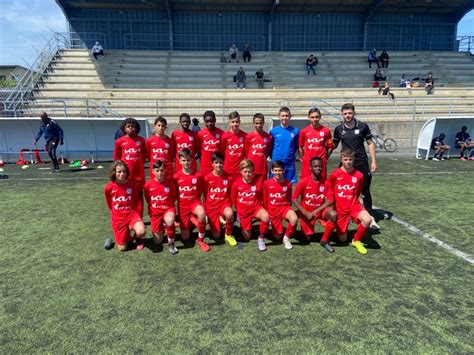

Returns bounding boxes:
[269,107,299,183]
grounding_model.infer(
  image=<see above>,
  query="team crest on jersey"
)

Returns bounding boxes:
[283,186,287,192]
[189,137,193,141]
[192,178,197,184]
[239,137,243,142]
[216,134,220,138]
[320,186,325,192]
[355,129,359,135]
[165,187,169,193]
[264,137,268,142]
[223,180,228,185]
[165,143,169,148]
[290,133,295,138]
[320,132,325,137]
[251,186,256,191]
[127,188,132,194]
[136,141,141,146]
[352,177,357,183]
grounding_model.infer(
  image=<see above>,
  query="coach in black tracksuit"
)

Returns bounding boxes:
[333,103,379,229]
[33,112,64,172]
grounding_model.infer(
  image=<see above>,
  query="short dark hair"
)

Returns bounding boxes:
[109,160,129,181]
[228,111,240,120]
[179,113,191,121]
[203,110,216,120]
[271,160,285,170]
[192,118,199,125]
[152,160,165,169]
[341,148,355,158]
[341,103,355,112]
[211,151,224,163]
[154,116,167,126]
[178,147,192,159]
[253,113,265,122]
[120,117,141,134]
[310,157,323,165]
[279,106,291,115]
[308,107,321,116]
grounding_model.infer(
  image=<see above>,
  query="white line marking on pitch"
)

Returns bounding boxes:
[377,171,472,175]
[375,206,474,265]
[404,161,431,169]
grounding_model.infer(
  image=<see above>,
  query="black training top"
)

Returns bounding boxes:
[333,119,373,164]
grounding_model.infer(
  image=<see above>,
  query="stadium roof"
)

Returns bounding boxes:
[56,0,473,17]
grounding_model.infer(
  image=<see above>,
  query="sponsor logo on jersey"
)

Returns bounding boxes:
[337,184,355,191]
[113,195,131,202]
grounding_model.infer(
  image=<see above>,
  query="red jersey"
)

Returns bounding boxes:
[172,129,198,171]
[198,127,225,175]
[299,125,334,161]
[292,176,327,212]
[231,177,263,216]
[146,134,174,175]
[222,130,247,174]
[113,135,147,184]
[327,168,364,214]
[245,131,272,175]
[204,172,232,210]
[104,181,141,222]
[263,178,292,212]
[143,178,176,216]
[173,170,204,209]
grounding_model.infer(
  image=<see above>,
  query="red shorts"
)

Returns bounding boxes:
[269,205,294,235]
[179,201,204,230]
[297,207,331,235]
[336,205,365,234]
[111,211,143,245]
[206,203,232,233]
[150,207,176,233]
[238,205,265,231]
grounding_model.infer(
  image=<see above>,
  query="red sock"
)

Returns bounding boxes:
[197,221,206,235]
[259,220,269,235]
[353,224,369,242]
[225,220,233,235]
[166,225,176,240]
[321,221,336,242]
[285,223,296,238]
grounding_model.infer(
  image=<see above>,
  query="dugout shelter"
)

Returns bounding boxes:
[56,0,473,51]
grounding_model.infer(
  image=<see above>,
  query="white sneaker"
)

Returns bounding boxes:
[258,238,267,252]
[283,236,293,250]
[370,217,380,230]
[432,157,440,161]
[168,243,178,255]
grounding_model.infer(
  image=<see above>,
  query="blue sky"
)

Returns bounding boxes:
[0,1,472,66]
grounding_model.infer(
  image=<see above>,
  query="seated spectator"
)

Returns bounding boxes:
[431,133,450,160]
[192,118,201,133]
[379,50,389,68]
[374,68,386,81]
[229,44,239,63]
[243,43,251,63]
[92,41,104,60]
[306,54,318,75]
[454,126,471,160]
[255,69,265,89]
[378,81,395,100]
[399,74,408,87]
[235,67,246,89]
[368,49,379,68]
[424,72,434,95]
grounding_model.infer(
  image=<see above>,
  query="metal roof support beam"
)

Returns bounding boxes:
[363,0,383,51]
[163,0,174,50]
[268,0,277,51]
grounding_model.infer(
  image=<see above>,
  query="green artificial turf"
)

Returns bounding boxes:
[1,158,473,353]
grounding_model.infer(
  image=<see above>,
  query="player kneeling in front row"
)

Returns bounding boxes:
[231,159,270,251]
[204,152,237,246]
[174,148,210,252]
[144,160,178,255]
[327,149,372,255]
[263,161,298,249]
[292,157,338,252]
[104,160,146,252]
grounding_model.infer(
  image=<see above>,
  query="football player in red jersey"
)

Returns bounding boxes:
[104,160,146,252]
[292,157,338,252]
[146,116,174,178]
[173,148,210,252]
[222,111,247,182]
[245,113,272,187]
[298,108,334,179]
[231,159,269,251]
[172,113,198,172]
[144,160,178,255]
[197,110,225,177]
[204,152,236,246]
[327,149,372,254]
[263,161,298,250]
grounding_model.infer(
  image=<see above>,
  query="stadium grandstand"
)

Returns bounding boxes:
[1,0,473,157]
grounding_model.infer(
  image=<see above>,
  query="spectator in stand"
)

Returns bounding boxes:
[379,50,389,68]
[255,69,265,89]
[374,68,386,81]
[235,67,247,89]
[454,126,471,161]
[431,133,450,161]
[399,74,408,87]
[243,43,252,63]
[368,49,379,68]
[306,54,318,75]
[191,118,201,133]
[229,44,239,63]
[378,81,395,100]
[92,41,104,60]
[425,72,435,95]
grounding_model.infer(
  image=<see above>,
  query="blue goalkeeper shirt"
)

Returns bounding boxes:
[270,125,299,164]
